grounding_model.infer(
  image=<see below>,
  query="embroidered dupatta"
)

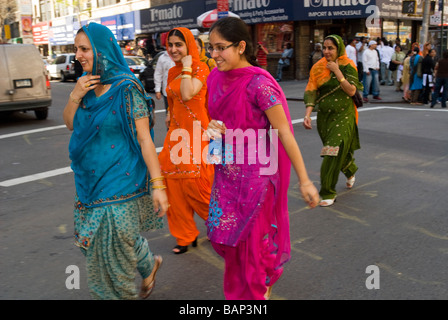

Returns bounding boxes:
[69,22,154,208]
[207,66,293,269]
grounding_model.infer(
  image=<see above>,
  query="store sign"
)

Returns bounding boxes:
[32,21,50,44]
[137,0,203,33]
[223,0,293,24]
[297,0,375,20]
[50,17,74,46]
[101,16,118,37]
[378,0,427,19]
[117,12,135,40]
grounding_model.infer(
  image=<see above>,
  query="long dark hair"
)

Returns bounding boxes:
[209,17,259,67]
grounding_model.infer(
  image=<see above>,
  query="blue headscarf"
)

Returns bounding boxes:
[69,22,154,208]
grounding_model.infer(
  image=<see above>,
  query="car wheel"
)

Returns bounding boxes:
[60,71,66,82]
[34,107,48,120]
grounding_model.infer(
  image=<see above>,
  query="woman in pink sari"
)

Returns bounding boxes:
[206,17,319,300]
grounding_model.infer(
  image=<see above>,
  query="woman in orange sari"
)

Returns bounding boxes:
[158,27,214,254]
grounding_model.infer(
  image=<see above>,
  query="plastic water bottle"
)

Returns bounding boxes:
[207,121,223,165]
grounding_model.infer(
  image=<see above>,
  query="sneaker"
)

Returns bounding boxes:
[373,96,382,100]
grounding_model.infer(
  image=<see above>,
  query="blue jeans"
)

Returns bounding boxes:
[276,62,287,80]
[380,62,393,85]
[432,77,448,108]
[363,70,380,97]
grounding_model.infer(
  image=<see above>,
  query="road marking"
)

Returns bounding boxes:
[0,125,67,139]
[0,110,166,140]
[1,107,447,187]
[0,167,73,187]
[376,262,444,285]
[0,146,163,187]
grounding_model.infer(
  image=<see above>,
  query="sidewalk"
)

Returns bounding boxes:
[278,79,404,104]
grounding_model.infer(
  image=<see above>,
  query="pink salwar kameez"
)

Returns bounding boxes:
[206,67,293,300]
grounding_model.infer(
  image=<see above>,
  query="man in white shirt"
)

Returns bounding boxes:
[380,40,394,85]
[362,40,381,102]
[346,38,357,65]
[356,37,368,80]
[154,50,175,123]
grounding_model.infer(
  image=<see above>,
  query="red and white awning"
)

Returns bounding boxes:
[197,9,239,28]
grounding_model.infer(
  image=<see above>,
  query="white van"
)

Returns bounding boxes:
[0,44,52,120]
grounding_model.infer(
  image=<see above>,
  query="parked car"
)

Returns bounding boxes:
[0,44,52,120]
[124,56,149,80]
[47,53,76,81]
[139,51,165,93]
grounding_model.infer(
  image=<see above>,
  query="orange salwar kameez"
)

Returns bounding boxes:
[158,27,214,247]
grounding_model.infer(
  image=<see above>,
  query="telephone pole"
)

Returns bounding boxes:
[421,0,431,44]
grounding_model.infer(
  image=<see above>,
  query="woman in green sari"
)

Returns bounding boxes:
[303,35,362,206]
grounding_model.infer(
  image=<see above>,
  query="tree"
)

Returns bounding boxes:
[0,0,18,43]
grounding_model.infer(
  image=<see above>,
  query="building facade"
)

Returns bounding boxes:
[3,0,447,80]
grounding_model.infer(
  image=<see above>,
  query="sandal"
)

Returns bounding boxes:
[264,286,273,300]
[139,255,163,299]
[172,245,188,254]
[346,175,355,189]
[173,237,198,254]
[319,197,336,207]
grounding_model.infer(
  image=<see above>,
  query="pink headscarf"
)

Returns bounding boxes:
[207,66,293,269]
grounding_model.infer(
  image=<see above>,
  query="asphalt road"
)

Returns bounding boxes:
[1,80,448,302]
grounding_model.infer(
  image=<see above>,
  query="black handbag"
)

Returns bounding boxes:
[352,90,363,108]
[389,62,398,71]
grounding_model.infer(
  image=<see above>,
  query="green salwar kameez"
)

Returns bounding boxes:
[304,35,362,200]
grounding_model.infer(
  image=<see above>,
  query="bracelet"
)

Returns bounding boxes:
[182,67,192,72]
[69,92,82,104]
[150,176,165,183]
[152,185,167,190]
[338,77,346,83]
[182,71,192,76]
[181,75,192,79]
[304,115,311,120]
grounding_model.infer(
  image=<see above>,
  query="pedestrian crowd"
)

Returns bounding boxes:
[338,36,446,107]
[63,19,445,301]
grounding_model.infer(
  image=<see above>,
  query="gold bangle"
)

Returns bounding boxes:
[181,75,192,79]
[182,67,192,72]
[69,92,81,104]
[339,77,346,83]
[304,115,311,120]
[152,185,167,190]
[150,176,165,183]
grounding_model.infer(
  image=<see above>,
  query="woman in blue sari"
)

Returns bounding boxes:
[409,47,423,105]
[63,22,169,299]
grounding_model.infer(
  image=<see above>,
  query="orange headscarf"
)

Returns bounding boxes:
[196,38,216,71]
[305,35,357,92]
[166,27,201,85]
[305,35,359,123]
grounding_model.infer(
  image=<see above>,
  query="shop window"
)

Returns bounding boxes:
[97,0,119,8]
[257,22,294,53]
